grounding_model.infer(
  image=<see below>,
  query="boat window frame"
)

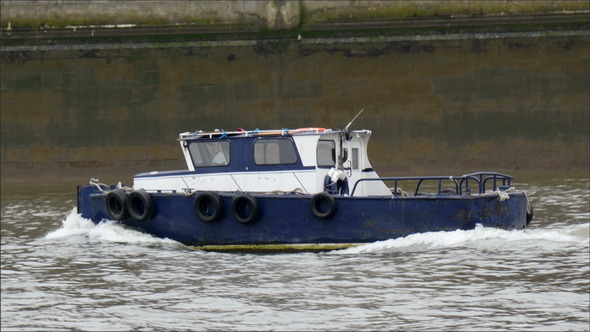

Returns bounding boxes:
[253,137,299,166]
[187,139,231,168]
[317,139,336,167]
[351,147,359,170]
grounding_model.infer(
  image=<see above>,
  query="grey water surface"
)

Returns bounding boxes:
[1,174,588,331]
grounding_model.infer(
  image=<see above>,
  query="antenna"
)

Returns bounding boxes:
[344,108,364,131]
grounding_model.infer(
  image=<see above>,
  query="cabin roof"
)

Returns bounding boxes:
[178,128,371,140]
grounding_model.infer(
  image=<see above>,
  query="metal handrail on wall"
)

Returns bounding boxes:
[350,172,513,197]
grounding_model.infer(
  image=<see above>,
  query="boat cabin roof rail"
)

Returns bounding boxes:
[351,172,514,197]
[177,127,363,141]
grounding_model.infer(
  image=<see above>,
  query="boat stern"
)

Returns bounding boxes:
[471,190,532,230]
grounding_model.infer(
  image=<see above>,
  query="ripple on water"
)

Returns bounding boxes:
[1,178,588,330]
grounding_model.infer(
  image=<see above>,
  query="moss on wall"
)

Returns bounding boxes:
[1,0,588,31]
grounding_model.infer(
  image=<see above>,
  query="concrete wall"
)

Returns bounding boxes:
[1,0,295,30]
[2,1,588,30]
[1,32,588,183]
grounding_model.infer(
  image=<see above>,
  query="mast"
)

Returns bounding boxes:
[338,109,364,170]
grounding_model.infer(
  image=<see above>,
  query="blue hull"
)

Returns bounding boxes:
[77,185,530,249]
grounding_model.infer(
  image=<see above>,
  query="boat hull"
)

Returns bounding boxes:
[77,185,530,249]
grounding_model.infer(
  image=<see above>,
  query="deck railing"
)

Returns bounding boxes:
[350,172,513,197]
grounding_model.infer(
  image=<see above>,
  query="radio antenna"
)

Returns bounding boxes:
[344,108,364,131]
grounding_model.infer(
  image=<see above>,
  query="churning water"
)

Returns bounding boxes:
[1,175,588,331]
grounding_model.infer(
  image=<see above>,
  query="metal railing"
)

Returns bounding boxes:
[350,172,513,197]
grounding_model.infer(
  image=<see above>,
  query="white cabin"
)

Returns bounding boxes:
[133,128,391,197]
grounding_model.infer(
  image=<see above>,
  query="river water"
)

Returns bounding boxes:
[1,174,588,331]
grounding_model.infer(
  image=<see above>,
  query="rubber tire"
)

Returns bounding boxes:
[310,192,336,219]
[232,194,259,224]
[526,202,534,227]
[126,189,154,222]
[106,189,128,220]
[195,192,223,222]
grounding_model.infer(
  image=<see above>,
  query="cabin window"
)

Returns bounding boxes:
[351,148,359,170]
[317,140,335,167]
[188,140,230,167]
[254,138,298,165]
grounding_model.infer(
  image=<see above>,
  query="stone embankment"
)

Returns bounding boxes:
[1,0,589,37]
[1,1,589,183]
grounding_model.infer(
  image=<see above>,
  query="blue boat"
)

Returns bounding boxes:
[77,126,533,251]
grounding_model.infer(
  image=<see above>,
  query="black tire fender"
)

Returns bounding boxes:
[195,192,223,222]
[526,201,534,227]
[126,189,154,222]
[310,192,336,219]
[232,194,259,224]
[106,189,128,220]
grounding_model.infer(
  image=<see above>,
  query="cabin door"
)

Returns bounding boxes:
[344,140,363,196]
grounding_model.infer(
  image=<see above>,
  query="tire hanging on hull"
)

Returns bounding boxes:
[106,189,128,220]
[232,194,259,224]
[126,189,154,222]
[526,201,534,227]
[310,192,336,219]
[195,192,223,222]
